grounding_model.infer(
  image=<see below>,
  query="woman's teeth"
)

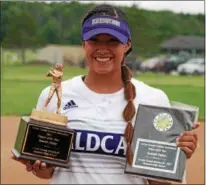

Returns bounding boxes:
[95,57,111,62]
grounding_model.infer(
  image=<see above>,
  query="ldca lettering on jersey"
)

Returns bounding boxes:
[71,129,127,157]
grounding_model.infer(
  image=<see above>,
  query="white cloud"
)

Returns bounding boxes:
[137,1,204,14]
[80,1,205,14]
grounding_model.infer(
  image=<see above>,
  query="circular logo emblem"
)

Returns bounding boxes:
[153,113,173,132]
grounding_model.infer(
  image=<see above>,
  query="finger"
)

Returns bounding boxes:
[179,131,198,141]
[32,160,41,172]
[192,131,198,141]
[180,131,196,136]
[177,141,196,151]
[26,161,33,172]
[40,162,47,171]
[176,135,197,143]
[180,146,193,158]
[193,122,200,129]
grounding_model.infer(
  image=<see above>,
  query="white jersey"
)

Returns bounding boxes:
[36,75,184,184]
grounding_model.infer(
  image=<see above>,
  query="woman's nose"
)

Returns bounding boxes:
[95,48,110,55]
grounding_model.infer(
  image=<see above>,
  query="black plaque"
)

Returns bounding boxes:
[12,116,74,168]
[22,124,73,162]
[125,103,199,182]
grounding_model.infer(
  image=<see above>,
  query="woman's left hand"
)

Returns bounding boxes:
[176,122,200,159]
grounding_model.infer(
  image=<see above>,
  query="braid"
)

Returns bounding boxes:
[121,65,136,120]
[122,64,136,165]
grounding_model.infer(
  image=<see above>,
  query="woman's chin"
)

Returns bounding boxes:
[93,67,114,75]
[93,64,114,75]
[94,69,113,75]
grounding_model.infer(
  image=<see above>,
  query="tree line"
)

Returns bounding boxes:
[1,1,204,58]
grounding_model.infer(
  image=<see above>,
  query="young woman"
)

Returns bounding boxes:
[12,4,199,184]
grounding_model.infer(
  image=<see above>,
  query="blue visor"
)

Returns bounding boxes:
[82,15,131,44]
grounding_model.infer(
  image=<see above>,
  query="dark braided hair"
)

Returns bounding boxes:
[83,4,136,165]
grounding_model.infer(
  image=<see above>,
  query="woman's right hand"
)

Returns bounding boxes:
[11,155,55,179]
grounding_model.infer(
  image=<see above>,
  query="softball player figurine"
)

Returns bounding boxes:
[44,63,63,114]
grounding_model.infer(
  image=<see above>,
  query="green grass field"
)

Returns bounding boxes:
[1,64,205,120]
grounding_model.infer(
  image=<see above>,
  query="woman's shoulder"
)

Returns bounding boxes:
[131,78,163,94]
[131,78,170,107]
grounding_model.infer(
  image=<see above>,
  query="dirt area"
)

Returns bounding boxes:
[1,116,205,184]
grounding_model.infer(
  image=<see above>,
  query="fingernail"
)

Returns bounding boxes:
[27,166,32,171]
[41,165,46,170]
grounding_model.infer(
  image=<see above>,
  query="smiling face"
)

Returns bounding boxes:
[83,34,131,75]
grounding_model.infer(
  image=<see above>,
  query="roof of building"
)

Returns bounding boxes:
[160,35,204,50]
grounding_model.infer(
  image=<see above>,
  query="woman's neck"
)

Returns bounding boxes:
[84,70,124,94]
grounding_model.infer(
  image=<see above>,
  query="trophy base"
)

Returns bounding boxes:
[30,109,68,125]
[12,148,69,168]
[12,116,74,169]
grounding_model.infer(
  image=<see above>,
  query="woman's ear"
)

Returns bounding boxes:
[82,41,85,48]
[125,40,131,54]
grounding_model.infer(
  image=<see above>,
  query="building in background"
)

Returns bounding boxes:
[160,35,205,56]
[36,44,85,67]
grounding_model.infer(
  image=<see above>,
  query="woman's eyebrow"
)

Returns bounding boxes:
[89,36,119,42]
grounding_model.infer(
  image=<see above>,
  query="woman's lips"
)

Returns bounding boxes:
[95,57,111,62]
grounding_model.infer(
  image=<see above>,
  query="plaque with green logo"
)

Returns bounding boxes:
[124,102,199,183]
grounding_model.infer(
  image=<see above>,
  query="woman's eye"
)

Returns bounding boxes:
[110,39,118,42]
[109,39,119,45]
[89,37,97,42]
[87,38,119,45]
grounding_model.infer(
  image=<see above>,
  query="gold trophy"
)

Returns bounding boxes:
[12,64,74,168]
